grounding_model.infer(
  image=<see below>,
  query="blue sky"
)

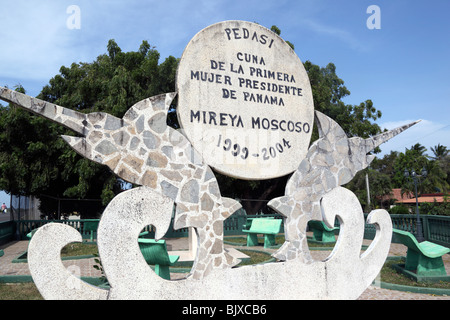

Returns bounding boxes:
[0,0,449,203]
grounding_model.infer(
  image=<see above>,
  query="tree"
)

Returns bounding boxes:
[0,40,178,217]
[392,144,428,195]
[431,143,450,187]
[347,151,403,211]
[371,151,399,177]
[346,167,393,211]
[270,25,295,50]
[422,159,449,193]
[391,143,449,195]
[0,85,65,196]
[431,143,449,161]
[304,61,382,143]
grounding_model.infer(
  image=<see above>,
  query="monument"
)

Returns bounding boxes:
[0,20,419,300]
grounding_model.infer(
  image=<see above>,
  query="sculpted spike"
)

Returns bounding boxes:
[364,120,421,154]
[0,86,90,135]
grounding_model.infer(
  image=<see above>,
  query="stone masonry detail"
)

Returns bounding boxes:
[0,87,241,280]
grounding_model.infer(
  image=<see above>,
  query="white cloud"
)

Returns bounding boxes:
[377,119,450,157]
[300,18,368,52]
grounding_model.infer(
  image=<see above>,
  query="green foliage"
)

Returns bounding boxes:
[304,61,382,144]
[391,143,449,194]
[93,252,108,284]
[420,198,450,216]
[389,205,410,215]
[0,87,67,197]
[270,25,281,35]
[350,143,450,214]
[346,167,393,211]
[431,143,449,160]
[0,40,178,217]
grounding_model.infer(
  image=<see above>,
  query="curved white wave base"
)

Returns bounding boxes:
[28,223,108,300]
[101,186,392,300]
[28,186,392,300]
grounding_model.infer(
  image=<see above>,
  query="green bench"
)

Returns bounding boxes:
[242,218,282,248]
[308,220,339,243]
[393,228,450,277]
[242,217,274,231]
[138,239,180,280]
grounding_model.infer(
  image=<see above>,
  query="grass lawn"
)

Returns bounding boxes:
[18,242,98,260]
[0,242,98,300]
[0,283,43,300]
[61,242,98,257]
[381,258,450,290]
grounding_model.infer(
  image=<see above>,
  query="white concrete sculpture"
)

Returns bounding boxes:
[0,20,419,300]
[28,186,392,300]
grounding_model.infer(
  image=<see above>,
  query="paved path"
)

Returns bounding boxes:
[1,237,450,300]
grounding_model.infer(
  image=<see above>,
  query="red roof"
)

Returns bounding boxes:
[391,188,447,204]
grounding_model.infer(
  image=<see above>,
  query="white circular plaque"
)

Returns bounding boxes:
[177,21,314,180]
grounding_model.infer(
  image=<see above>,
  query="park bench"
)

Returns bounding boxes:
[242,216,274,231]
[393,228,450,277]
[138,238,180,280]
[242,218,282,248]
[308,220,339,243]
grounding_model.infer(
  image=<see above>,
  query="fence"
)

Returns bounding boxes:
[1,214,450,249]
[0,219,102,243]
[10,194,41,221]
[0,221,15,245]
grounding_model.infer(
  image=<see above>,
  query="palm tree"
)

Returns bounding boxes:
[421,160,449,194]
[410,143,428,157]
[396,144,449,194]
[431,144,449,161]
